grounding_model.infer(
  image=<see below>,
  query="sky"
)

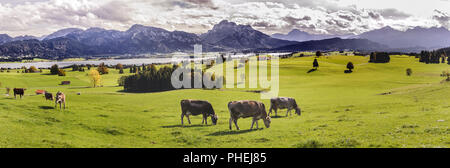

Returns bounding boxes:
[0,0,449,37]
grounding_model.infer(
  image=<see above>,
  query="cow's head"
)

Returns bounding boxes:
[263,116,271,128]
[55,92,63,101]
[295,107,301,116]
[211,114,218,125]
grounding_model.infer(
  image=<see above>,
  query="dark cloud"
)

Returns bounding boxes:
[433,10,450,27]
[338,13,355,21]
[368,11,381,20]
[282,16,312,25]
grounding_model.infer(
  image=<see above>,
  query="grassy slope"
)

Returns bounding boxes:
[0,55,448,148]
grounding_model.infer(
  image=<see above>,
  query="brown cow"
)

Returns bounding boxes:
[269,97,301,117]
[228,100,271,130]
[35,90,45,95]
[180,100,218,125]
[13,88,26,99]
[55,91,66,109]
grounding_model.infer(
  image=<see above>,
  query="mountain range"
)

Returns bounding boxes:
[272,26,450,50]
[355,26,450,49]
[0,20,449,59]
[272,29,354,42]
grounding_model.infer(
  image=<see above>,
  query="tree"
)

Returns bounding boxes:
[50,64,59,75]
[313,59,319,70]
[316,51,322,57]
[116,63,123,70]
[442,70,450,81]
[406,68,412,76]
[97,63,109,75]
[28,66,38,73]
[448,56,450,65]
[369,52,390,63]
[57,69,66,76]
[88,69,102,87]
[346,62,354,72]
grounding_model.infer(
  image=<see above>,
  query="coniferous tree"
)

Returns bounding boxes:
[313,59,319,70]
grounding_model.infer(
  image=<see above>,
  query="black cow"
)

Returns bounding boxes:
[44,92,53,101]
[228,100,271,130]
[13,88,26,99]
[180,100,218,125]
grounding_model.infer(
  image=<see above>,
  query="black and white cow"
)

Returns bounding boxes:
[269,97,301,116]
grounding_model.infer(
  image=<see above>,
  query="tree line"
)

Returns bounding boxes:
[419,50,448,64]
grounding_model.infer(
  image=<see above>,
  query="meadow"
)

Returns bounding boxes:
[0,54,448,148]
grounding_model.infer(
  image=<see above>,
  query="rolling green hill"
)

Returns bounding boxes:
[0,54,448,148]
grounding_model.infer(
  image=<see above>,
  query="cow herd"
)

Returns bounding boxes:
[180,97,301,130]
[12,88,66,109]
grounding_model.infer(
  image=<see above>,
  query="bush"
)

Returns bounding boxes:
[28,66,38,73]
[57,69,66,76]
[406,68,412,76]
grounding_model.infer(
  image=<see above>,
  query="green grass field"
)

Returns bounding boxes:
[0,55,448,148]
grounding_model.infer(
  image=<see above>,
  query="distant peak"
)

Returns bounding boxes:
[380,26,394,30]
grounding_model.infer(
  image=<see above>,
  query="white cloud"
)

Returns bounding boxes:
[0,0,448,37]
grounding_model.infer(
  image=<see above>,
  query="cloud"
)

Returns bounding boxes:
[433,10,450,27]
[0,0,447,37]
[377,8,411,19]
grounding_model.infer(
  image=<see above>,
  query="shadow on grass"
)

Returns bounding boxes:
[307,69,317,73]
[270,115,287,119]
[39,106,55,110]
[161,124,213,128]
[206,128,262,136]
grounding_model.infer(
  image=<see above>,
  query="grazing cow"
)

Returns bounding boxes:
[13,88,26,99]
[180,100,218,125]
[35,90,45,95]
[55,91,66,109]
[228,100,271,130]
[44,92,53,101]
[269,97,301,117]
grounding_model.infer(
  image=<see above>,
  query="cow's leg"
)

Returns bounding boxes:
[63,101,66,109]
[250,119,255,130]
[186,115,191,124]
[269,106,273,116]
[229,118,233,130]
[256,119,259,129]
[233,119,239,130]
[286,108,291,116]
[274,108,278,116]
[59,102,62,109]
[181,114,184,125]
